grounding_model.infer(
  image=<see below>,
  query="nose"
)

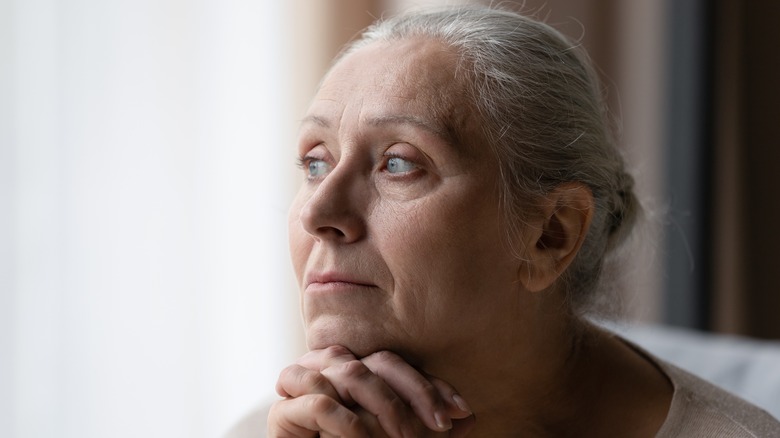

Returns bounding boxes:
[298,164,367,243]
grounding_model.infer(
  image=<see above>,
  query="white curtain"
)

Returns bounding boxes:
[0,0,302,437]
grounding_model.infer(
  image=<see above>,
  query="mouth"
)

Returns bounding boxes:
[304,271,377,294]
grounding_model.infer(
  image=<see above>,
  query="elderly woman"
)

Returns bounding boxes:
[261,6,779,437]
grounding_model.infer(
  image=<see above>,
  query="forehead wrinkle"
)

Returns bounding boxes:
[365,114,450,143]
[300,114,330,128]
[385,61,475,154]
[300,95,347,130]
[304,39,478,154]
[370,82,470,152]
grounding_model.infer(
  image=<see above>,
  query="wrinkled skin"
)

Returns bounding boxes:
[269,34,672,437]
[277,38,501,436]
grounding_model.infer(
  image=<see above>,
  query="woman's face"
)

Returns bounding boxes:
[289,38,525,363]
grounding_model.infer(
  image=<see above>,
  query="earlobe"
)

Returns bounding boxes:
[517,183,594,293]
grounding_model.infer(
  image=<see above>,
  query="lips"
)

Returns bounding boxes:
[305,271,377,292]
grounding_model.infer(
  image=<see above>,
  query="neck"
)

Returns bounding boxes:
[418,294,587,436]
[417,314,672,437]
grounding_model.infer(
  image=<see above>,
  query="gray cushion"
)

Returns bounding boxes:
[616,323,780,419]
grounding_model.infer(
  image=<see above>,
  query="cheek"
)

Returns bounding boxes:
[288,195,311,285]
[374,191,514,307]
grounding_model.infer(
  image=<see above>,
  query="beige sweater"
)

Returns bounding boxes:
[652,358,779,437]
[227,352,780,437]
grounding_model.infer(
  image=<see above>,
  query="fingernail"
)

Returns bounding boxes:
[452,394,472,413]
[434,411,452,430]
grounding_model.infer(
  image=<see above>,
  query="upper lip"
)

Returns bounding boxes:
[305,271,376,288]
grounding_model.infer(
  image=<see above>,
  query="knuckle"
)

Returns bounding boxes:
[369,350,400,364]
[279,364,331,394]
[277,364,299,382]
[306,393,340,415]
[308,397,369,438]
[418,379,438,400]
[323,344,352,358]
[296,349,318,365]
[344,409,371,436]
[386,394,409,418]
[276,365,303,396]
[408,379,441,414]
[297,368,324,387]
[338,359,370,380]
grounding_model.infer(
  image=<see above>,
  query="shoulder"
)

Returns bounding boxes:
[655,356,780,437]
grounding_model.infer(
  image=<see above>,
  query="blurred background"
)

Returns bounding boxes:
[2,0,778,437]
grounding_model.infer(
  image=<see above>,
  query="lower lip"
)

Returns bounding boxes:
[305,281,376,295]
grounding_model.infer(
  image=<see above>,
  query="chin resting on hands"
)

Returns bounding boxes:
[267,346,474,437]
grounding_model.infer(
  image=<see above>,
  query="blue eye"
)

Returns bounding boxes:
[307,159,330,177]
[386,156,416,174]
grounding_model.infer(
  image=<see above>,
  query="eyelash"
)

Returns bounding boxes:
[295,152,421,178]
[382,153,417,173]
[296,154,328,180]
[294,155,309,170]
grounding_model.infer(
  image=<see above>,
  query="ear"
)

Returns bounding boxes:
[518,183,594,293]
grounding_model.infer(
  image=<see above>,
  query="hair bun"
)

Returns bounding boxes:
[606,172,638,249]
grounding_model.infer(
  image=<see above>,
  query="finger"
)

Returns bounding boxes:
[362,350,455,431]
[352,406,392,438]
[296,347,422,437]
[296,345,357,370]
[354,405,466,438]
[321,358,417,437]
[450,413,477,438]
[297,347,455,436]
[295,346,376,407]
[267,394,368,438]
[428,376,473,419]
[275,364,340,402]
[427,375,476,437]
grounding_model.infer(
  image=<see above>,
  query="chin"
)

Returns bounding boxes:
[305,316,400,359]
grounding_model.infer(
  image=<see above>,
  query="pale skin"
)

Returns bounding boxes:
[269,37,673,437]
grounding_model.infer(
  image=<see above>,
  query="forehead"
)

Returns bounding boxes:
[309,38,477,149]
[331,38,461,96]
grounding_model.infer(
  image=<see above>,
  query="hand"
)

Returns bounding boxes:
[267,346,474,437]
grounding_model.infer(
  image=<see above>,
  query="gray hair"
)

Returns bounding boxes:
[339,6,639,314]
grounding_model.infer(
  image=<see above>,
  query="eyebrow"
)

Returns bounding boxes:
[366,114,452,140]
[301,114,456,146]
[301,115,330,128]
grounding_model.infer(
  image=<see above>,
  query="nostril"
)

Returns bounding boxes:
[317,226,346,239]
[300,198,362,242]
[297,170,366,243]
[305,210,364,243]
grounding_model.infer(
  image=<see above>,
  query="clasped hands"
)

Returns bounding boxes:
[268,345,475,437]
